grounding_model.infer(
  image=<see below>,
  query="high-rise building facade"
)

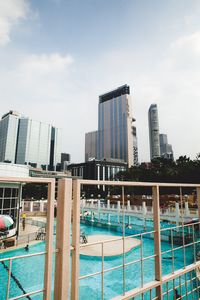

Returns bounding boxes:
[61,153,71,171]
[159,134,174,160]
[85,131,98,162]
[0,111,61,170]
[49,126,61,171]
[16,118,53,169]
[0,111,20,163]
[132,125,139,165]
[148,104,160,160]
[97,85,134,167]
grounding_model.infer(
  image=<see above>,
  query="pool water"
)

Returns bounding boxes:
[85,213,176,232]
[0,223,199,299]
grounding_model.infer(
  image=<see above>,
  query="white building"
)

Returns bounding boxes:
[0,162,29,178]
[0,163,29,240]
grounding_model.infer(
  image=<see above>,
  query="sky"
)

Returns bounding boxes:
[0,0,200,163]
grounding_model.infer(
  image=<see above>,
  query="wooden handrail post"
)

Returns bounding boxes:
[44,179,55,300]
[54,178,72,300]
[196,188,200,234]
[152,185,162,299]
[71,179,81,300]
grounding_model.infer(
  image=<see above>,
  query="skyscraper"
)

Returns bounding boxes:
[49,126,61,171]
[16,118,52,169]
[0,111,61,170]
[132,124,139,165]
[97,85,134,167]
[148,104,160,160]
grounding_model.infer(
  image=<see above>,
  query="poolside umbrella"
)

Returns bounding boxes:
[0,215,14,230]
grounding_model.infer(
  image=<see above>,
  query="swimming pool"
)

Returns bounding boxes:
[0,223,199,299]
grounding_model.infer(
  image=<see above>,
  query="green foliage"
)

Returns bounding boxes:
[115,155,200,184]
[22,183,48,200]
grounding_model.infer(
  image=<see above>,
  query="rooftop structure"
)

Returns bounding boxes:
[1,110,20,120]
[99,84,130,103]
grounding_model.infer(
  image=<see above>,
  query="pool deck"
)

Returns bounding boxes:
[80,234,141,257]
[0,219,44,254]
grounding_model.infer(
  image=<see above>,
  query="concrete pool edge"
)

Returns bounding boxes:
[79,234,141,257]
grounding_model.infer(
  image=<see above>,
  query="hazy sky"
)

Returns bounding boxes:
[0,0,200,163]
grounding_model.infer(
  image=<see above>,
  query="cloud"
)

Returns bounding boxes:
[20,53,74,73]
[1,52,74,104]
[0,0,28,45]
[173,31,200,54]
[0,51,80,156]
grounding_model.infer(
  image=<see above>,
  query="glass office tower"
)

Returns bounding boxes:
[15,118,61,170]
[0,111,61,170]
[16,118,52,169]
[98,85,134,167]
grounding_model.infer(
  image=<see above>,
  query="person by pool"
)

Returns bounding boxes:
[22,212,26,231]
[175,289,181,299]
[24,244,29,251]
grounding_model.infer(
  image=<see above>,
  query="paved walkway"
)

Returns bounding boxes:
[30,216,47,223]
[80,235,141,257]
[19,223,39,237]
